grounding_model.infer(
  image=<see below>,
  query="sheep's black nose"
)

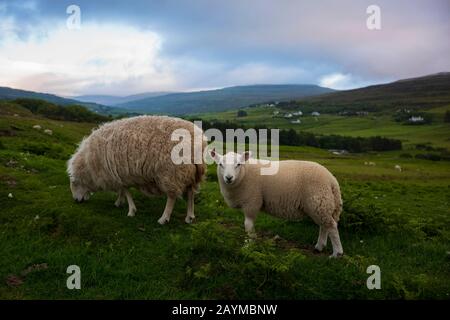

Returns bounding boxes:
[225,175,233,183]
[75,198,84,203]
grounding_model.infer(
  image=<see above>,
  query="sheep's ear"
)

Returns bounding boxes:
[242,151,252,162]
[209,148,220,162]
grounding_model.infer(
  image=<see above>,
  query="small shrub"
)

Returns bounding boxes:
[341,192,387,234]
[415,143,435,151]
[399,153,413,159]
[240,238,303,274]
[190,221,241,256]
[237,110,248,117]
[415,153,441,161]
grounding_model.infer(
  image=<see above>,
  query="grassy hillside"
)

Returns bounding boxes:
[74,92,173,106]
[0,108,449,299]
[118,84,334,114]
[0,99,111,124]
[0,86,122,115]
[290,73,450,113]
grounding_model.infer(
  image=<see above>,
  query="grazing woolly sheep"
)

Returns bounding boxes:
[210,150,344,257]
[67,116,207,224]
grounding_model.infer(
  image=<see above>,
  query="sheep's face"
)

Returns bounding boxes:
[70,179,90,202]
[210,149,251,185]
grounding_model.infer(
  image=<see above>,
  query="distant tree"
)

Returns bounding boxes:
[237,110,248,117]
[13,98,109,123]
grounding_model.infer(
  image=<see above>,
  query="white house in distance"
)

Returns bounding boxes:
[291,119,301,124]
[293,111,303,116]
[409,116,424,123]
[311,111,320,116]
[284,113,293,118]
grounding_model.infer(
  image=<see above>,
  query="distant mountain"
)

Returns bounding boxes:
[0,86,121,115]
[118,84,335,114]
[73,92,172,106]
[296,72,450,113]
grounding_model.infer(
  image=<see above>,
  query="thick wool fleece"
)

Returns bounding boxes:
[68,115,206,198]
[219,160,342,227]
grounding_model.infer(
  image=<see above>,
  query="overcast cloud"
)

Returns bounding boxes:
[0,0,448,95]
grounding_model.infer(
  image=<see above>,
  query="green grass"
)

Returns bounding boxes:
[196,106,450,149]
[0,111,449,299]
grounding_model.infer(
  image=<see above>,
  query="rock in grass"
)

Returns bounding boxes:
[8,193,13,198]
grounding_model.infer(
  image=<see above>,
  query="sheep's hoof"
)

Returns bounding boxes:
[314,244,324,253]
[185,216,195,224]
[158,217,169,225]
[246,232,257,240]
[329,252,344,259]
[114,200,122,207]
[244,238,255,245]
[127,210,136,217]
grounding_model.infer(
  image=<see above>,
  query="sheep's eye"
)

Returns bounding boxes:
[235,163,241,168]
[219,163,224,168]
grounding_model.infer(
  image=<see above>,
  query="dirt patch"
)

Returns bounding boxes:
[0,174,18,188]
[5,275,23,287]
[5,263,49,288]
[258,230,328,257]
[0,129,16,137]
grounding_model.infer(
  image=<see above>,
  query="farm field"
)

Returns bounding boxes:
[0,110,449,299]
[196,105,450,149]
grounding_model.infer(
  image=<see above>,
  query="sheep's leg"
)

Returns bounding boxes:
[158,196,176,225]
[314,226,328,252]
[114,189,125,207]
[328,224,343,258]
[123,189,137,217]
[185,188,195,224]
[243,209,257,239]
[305,195,342,257]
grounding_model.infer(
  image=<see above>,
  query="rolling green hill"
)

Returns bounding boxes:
[0,99,110,123]
[73,92,173,106]
[118,84,335,114]
[291,72,450,113]
[0,86,122,115]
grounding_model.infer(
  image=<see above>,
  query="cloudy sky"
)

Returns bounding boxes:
[0,0,448,96]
